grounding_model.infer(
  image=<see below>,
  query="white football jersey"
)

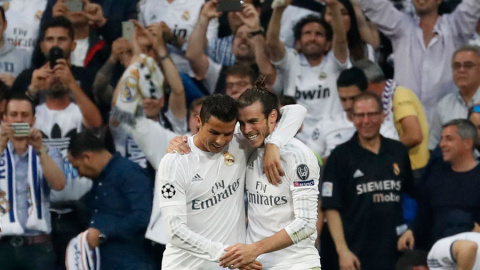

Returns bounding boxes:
[428,232,480,270]
[246,138,320,269]
[138,0,218,73]
[158,135,249,269]
[3,0,46,51]
[303,112,399,158]
[273,50,346,142]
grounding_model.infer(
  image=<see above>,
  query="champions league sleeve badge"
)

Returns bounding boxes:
[161,183,176,199]
[296,164,310,180]
[223,152,235,166]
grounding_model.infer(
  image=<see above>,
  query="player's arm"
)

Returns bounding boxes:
[262,104,307,183]
[185,0,221,80]
[220,152,320,269]
[158,155,227,261]
[328,0,348,64]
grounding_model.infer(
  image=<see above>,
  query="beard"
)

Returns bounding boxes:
[47,77,69,99]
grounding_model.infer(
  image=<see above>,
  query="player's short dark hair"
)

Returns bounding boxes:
[352,91,383,113]
[337,67,369,91]
[41,16,74,41]
[199,94,238,124]
[395,250,428,270]
[236,81,281,123]
[6,93,35,115]
[224,64,257,85]
[68,131,107,157]
[0,6,6,22]
[294,14,332,42]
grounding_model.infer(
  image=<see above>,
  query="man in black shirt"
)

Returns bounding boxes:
[398,119,480,251]
[322,91,413,270]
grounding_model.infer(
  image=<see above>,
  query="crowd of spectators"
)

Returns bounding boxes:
[0,0,480,269]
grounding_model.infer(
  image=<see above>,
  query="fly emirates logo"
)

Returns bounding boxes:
[356,180,402,203]
[192,179,241,210]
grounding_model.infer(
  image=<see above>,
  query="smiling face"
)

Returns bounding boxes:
[195,116,237,153]
[439,125,472,163]
[238,101,275,149]
[352,98,384,140]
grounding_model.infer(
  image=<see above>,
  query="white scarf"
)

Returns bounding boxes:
[66,230,100,270]
[0,143,47,235]
[111,54,164,126]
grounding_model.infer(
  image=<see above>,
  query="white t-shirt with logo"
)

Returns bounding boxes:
[138,0,218,73]
[273,50,347,142]
[246,138,320,269]
[34,103,92,202]
[3,0,46,52]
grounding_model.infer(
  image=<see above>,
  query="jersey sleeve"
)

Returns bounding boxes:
[427,236,456,269]
[393,88,418,122]
[321,146,347,210]
[157,155,226,262]
[283,148,320,243]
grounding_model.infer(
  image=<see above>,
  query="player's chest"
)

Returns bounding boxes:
[246,159,290,198]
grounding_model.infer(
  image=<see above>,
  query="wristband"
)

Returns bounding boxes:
[157,53,171,62]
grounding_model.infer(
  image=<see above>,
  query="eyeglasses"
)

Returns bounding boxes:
[352,111,382,119]
[452,61,480,71]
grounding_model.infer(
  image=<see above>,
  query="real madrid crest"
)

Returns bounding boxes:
[393,163,400,176]
[223,151,235,166]
[35,10,44,20]
[181,10,190,21]
[121,76,138,103]
[319,72,327,80]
